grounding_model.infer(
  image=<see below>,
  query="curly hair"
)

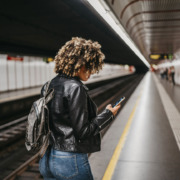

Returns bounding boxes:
[54,37,105,76]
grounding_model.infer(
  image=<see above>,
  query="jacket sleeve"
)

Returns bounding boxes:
[68,84,114,140]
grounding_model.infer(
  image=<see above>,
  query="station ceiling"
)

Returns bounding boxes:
[106,0,180,64]
[0,0,153,72]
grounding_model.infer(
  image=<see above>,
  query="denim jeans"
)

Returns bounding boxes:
[39,147,94,180]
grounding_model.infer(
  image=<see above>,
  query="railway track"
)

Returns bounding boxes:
[1,74,144,180]
[0,116,27,149]
[0,74,136,149]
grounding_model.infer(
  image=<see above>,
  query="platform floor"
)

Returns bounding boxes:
[90,72,180,180]
[0,86,41,103]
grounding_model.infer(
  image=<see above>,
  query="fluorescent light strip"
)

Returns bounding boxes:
[86,0,150,68]
[158,60,180,68]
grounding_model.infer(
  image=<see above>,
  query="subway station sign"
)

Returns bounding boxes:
[149,54,173,60]
[7,55,23,61]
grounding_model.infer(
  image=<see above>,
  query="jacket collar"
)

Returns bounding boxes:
[58,73,89,91]
[58,73,80,81]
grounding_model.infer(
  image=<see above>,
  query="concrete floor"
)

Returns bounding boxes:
[90,72,180,180]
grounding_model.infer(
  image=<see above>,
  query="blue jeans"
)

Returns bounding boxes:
[39,147,94,180]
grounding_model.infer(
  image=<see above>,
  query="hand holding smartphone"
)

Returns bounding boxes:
[113,96,125,107]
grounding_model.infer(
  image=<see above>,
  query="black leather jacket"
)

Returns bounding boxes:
[41,74,114,153]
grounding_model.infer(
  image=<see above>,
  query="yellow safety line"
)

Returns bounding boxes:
[102,95,141,180]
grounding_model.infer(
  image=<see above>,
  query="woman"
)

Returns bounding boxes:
[39,37,121,180]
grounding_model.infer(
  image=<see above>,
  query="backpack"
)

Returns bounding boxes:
[25,81,54,158]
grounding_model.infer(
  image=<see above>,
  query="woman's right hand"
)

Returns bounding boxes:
[106,104,121,116]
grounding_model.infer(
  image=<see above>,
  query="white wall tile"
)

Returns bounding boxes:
[7,60,16,90]
[15,60,23,89]
[0,54,8,91]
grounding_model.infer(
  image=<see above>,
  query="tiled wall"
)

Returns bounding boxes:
[0,54,133,92]
[0,54,55,92]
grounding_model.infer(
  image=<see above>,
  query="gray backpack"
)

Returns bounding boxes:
[25,81,54,158]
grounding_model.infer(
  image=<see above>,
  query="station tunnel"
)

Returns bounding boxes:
[0,0,180,179]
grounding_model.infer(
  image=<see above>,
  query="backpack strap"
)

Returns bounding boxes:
[44,80,52,95]
[38,80,54,158]
[45,89,54,104]
[38,104,51,158]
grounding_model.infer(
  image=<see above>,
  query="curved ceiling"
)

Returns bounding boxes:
[0,0,148,72]
[106,0,180,64]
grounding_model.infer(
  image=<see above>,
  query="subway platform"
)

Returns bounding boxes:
[0,71,131,104]
[90,72,180,180]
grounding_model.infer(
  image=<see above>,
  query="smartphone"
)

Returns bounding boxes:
[113,96,125,107]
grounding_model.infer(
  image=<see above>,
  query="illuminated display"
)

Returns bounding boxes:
[149,54,173,60]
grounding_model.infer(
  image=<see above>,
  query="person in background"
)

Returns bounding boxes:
[170,66,175,85]
[164,68,168,80]
[39,37,121,180]
[160,68,165,79]
[168,67,171,81]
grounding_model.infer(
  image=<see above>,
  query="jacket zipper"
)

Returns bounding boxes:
[99,115,113,129]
